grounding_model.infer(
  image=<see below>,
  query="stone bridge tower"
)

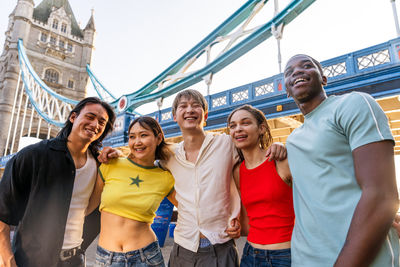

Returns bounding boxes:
[0,0,95,156]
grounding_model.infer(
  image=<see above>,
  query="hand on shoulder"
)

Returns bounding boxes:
[97,146,123,164]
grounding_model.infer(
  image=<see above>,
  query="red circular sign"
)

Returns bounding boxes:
[118,96,127,112]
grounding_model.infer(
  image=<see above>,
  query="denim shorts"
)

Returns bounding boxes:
[240,242,291,267]
[95,241,165,267]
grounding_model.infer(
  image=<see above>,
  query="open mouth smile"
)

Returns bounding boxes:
[294,78,307,85]
[235,134,247,141]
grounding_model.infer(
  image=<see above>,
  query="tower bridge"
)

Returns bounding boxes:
[104,37,400,154]
[1,0,400,169]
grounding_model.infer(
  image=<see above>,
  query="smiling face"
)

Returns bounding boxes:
[69,103,109,145]
[228,109,265,151]
[128,122,161,166]
[173,96,208,131]
[284,55,327,104]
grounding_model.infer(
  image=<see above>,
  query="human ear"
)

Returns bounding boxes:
[322,75,328,86]
[69,112,77,123]
[157,133,162,146]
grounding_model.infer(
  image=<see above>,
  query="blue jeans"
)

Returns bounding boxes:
[240,242,291,267]
[95,241,165,267]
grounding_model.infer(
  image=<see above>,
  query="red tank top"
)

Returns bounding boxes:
[240,159,295,244]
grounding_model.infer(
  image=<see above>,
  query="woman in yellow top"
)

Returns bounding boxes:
[88,116,176,267]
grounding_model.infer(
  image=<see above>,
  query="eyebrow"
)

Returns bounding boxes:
[285,59,313,73]
[86,112,108,122]
[129,130,151,135]
[229,117,252,124]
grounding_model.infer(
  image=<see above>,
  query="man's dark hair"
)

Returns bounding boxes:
[57,97,116,156]
[171,89,208,116]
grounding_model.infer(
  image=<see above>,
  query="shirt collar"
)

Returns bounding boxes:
[175,133,215,163]
[48,136,68,151]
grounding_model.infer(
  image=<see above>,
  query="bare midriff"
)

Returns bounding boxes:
[98,211,157,252]
[249,240,291,250]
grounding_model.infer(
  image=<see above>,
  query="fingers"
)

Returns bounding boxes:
[97,147,119,163]
[225,218,241,238]
[266,143,287,161]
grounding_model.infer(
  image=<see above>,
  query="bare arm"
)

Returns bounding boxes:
[232,163,249,236]
[0,221,17,267]
[334,141,398,266]
[275,158,292,186]
[86,174,104,216]
[167,189,178,207]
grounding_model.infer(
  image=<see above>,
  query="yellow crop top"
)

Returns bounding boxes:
[99,158,174,223]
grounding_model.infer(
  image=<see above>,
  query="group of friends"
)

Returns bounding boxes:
[0,54,398,267]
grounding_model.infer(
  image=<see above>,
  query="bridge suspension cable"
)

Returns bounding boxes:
[3,40,79,155]
[110,0,315,112]
[3,0,315,157]
[86,64,117,102]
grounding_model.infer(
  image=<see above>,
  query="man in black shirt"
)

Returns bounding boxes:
[0,97,115,267]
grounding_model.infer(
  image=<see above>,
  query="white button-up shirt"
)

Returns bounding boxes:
[165,133,241,252]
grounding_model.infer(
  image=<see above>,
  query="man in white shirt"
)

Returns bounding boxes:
[166,89,285,267]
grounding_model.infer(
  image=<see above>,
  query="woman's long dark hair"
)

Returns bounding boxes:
[57,97,116,156]
[128,116,172,161]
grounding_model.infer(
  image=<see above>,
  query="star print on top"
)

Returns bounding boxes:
[99,157,174,223]
[130,175,143,187]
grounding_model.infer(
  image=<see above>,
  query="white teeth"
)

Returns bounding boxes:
[86,129,96,134]
[294,78,306,85]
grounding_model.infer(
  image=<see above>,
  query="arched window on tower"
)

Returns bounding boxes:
[52,19,58,30]
[44,69,59,84]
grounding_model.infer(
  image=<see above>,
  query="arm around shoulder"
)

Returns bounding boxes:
[86,174,104,216]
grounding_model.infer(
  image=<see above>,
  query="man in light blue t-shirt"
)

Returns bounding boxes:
[283,54,399,267]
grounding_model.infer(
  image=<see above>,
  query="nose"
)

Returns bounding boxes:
[233,124,243,133]
[186,104,195,113]
[90,119,99,130]
[134,136,142,145]
[291,66,304,78]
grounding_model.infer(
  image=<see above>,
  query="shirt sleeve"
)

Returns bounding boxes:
[335,92,394,151]
[165,171,175,197]
[98,162,109,182]
[0,151,32,225]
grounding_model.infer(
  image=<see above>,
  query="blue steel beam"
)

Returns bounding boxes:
[102,37,400,146]
[86,64,117,101]
[18,39,78,127]
[111,0,316,112]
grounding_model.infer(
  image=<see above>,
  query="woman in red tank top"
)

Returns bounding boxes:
[227,104,294,267]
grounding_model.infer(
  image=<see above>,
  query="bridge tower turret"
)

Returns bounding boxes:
[0,0,95,156]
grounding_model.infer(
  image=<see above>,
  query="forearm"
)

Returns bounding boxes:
[0,220,17,267]
[334,189,398,266]
[167,190,178,207]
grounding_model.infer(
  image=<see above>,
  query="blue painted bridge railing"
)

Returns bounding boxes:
[103,37,400,148]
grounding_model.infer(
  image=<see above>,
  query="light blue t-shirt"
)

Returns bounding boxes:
[286,92,398,267]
